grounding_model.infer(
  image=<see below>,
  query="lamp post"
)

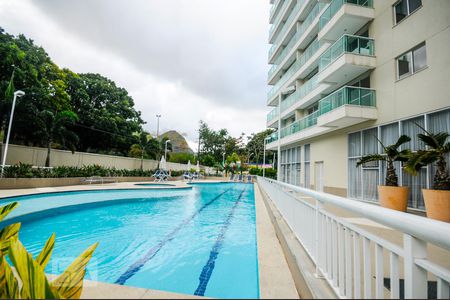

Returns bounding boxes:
[156,114,161,139]
[164,140,171,161]
[1,90,25,177]
[263,136,270,178]
[222,144,226,166]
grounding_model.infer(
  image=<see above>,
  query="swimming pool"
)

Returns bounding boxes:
[1,183,259,298]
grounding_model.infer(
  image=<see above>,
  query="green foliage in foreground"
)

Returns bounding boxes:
[0,202,97,299]
[248,167,277,179]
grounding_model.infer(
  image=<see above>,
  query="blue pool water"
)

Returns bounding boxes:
[3,183,259,298]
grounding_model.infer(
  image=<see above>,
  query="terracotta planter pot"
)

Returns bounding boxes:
[378,186,409,212]
[422,189,450,223]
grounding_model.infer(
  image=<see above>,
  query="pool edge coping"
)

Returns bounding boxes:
[254,183,300,299]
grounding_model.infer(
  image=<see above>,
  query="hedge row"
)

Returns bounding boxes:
[1,163,187,178]
[248,167,277,179]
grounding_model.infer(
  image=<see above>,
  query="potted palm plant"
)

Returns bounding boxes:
[356,135,411,211]
[405,128,450,222]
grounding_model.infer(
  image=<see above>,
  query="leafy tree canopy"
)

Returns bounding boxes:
[0,27,144,156]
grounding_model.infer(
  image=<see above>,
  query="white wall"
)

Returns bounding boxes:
[1,144,216,173]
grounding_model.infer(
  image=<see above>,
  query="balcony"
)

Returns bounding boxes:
[269,1,325,65]
[317,34,376,86]
[316,86,377,127]
[267,107,279,127]
[266,86,376,149]
[279,74,332,119]
[269,0,304,59]
[267,5,327,106]
[269,0,288,28]
[269,0,281,24]
[318,0,375,42]
[266,131,279,145]
[269,35,330,85]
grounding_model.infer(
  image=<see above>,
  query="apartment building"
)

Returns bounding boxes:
[265,0,450,211]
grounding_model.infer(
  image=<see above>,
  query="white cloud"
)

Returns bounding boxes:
[0,0,270,151]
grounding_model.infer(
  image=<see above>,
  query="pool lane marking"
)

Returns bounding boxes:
[194,186,248,296]
[115,187,233,285]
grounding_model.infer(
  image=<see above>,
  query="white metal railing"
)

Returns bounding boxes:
[258,177,450,299]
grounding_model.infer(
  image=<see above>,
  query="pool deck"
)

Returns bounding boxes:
[0,180,300,299]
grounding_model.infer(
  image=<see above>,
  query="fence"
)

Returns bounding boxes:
[258,177,450,299]
[0,144,216,174]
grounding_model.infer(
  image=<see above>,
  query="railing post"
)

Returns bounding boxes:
[315,198,324,278]
[403,234,428,299]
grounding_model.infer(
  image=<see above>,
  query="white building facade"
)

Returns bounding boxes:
[266,0,450,211]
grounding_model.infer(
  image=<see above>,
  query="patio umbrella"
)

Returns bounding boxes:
[160,156,167,170]
[187,160,191,171]
[196,161,200,173]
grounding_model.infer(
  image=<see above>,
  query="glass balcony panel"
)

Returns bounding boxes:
[267,107,279,122]
[270,0,289,35]
[280,73,318,112]
[319,0,374,31]
[276,86,376,140]
[270,1,324,63]
[319,34,375,71]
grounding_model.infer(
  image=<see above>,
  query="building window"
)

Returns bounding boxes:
[280,146,301,186]
[347,108,450,210]
[394,0,422,24]
[396,43,427,80]
[306,103,319,115]
[304,144,310,189]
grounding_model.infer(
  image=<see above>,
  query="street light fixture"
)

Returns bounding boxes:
[263,136,270,178]
[1,90,25,177]
[222,144,226,166]
[164,139,171,161]
[156,114,161,139]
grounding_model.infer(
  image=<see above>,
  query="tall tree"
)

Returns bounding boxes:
[246,129,275,164]
[0,28,144,156]
[35,110,79,167]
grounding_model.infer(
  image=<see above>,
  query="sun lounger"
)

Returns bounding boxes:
[183,172,193,181]
[246,175,253,183]
[154,170,171,182]
[82,176,116,184]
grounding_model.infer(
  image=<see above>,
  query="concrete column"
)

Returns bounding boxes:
[277,94,282,181]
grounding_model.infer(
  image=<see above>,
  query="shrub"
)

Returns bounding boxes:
[168,152,196,164]
[2,164,156,178]
[0,202,97,298]
[248,167,277,179]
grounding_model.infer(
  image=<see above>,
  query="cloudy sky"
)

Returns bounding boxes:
[0,0,270,150]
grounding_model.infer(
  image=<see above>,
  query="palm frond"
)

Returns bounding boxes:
[356,154,385,166]
[435,132,450,147]
[417,133,439,149]
[0,202,18,222]
[404,150,438,175]
[0,256,19,299]
[394,135,411,149]
[7,240,60,299]
[50,242,98,299]
[396,149,412,162]
[0,223,21,255]
[36,234,55,269]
